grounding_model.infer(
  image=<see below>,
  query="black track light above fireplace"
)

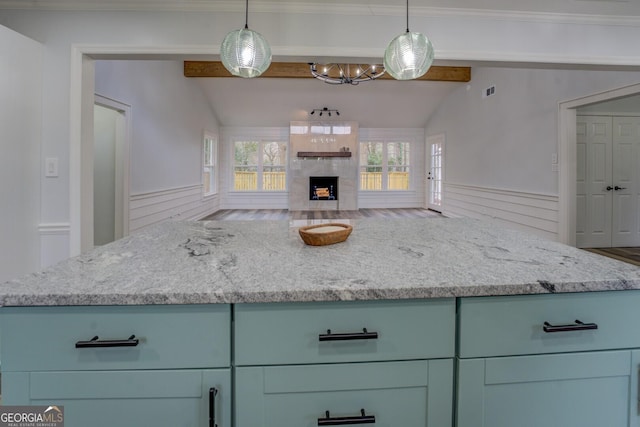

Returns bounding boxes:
[310,107,340,117]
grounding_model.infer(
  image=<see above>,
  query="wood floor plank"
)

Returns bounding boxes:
[201,208,442,221]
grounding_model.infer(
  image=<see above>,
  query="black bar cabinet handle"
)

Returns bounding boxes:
[319,328,378,342]
[75,334,139,348]
[318,409,375,425]
[209,387,218,427]
[543,320,598,333]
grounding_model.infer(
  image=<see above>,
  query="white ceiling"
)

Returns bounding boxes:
[1,0,639,16]
[7,0,640,128]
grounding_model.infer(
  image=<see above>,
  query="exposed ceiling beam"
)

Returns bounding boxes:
[184,61,471,82]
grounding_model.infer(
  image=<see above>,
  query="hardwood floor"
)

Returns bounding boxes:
[201,208,442,221]
[585,247,640,267]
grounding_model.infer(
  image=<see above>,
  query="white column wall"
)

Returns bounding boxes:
[0,24,42,281]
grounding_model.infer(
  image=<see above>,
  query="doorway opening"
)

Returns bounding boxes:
[558,82,640,247]
[92,95,131,247]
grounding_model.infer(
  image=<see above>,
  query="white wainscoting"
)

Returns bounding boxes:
[39,223,71,269]
[129,185,219,233]
[222,192,289,210]
[442,183,559,241]
[358,190,424,209]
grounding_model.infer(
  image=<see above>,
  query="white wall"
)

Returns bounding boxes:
[426,66,640,238]
[94,60,220,232]
[0,25,42,281]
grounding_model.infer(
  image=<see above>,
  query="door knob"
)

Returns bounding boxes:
[606,186,613,191]
[614,186,627,191]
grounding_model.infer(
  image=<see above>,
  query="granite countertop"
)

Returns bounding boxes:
[1,218,640,306]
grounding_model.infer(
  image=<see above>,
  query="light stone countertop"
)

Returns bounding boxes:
[1,218,640,306]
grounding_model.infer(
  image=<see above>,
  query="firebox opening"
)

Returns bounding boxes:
[310,176,338,200]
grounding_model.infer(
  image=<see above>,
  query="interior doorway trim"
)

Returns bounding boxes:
[558,82,640,246]
[69,44,217,256]
[94,94,132,242]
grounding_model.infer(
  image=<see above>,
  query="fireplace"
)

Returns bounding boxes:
[309,176,338,200]
[289,121,357,211]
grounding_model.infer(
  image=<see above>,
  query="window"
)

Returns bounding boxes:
[387,142,410,190]
[203,134,217,196]
[234,140,287,191]
[360,141,410,190]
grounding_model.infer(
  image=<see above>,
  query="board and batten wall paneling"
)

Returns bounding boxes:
[129,185,219,233]
[442,183,559,240]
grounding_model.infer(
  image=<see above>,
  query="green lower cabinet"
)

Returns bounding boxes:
[235,359,453,427]
[457,350,640,427]
[2,369,231,427]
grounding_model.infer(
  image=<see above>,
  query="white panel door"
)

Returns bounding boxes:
[612,117,640,246]
[577,116,640,248]
[426,134,444,212]
[576,116,613,248]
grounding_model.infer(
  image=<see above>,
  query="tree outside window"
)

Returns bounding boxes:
[387,142,410,190]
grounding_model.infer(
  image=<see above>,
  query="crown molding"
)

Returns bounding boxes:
[2,1,640,26]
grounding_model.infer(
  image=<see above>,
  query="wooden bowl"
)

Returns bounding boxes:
[298,223,353,246]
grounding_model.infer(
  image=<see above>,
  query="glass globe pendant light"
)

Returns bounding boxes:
[383,0,434,80]
[220,0,272,78]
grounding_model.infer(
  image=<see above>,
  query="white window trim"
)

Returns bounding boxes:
[358,128,422,192]
[225,127,290,193]
[203,131,218,197]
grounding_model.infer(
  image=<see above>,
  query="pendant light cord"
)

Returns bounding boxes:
[244,0,249,29]
[405,0,409,32]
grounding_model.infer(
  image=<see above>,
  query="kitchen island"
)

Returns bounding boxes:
[1,218,640,427]
[1,217,638,306]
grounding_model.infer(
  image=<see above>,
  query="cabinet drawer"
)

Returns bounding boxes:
[458,290,640,358]
[1,304,230,371]
[3,369,231,427]
[235,359,453,427]
[234,299,455,365]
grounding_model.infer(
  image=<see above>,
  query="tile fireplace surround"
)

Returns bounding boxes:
[289,121,359,211]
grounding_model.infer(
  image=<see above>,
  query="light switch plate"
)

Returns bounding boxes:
[45,157,59,177]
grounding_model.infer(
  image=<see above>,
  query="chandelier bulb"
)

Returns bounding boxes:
[309,63,386,85]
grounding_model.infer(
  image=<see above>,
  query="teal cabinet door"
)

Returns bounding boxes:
[457,350,640,427]
[236,359,453,427]
[2,369,231,427]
